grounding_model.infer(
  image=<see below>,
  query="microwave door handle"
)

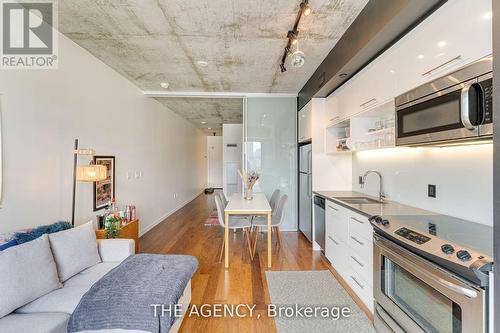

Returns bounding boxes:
[460,83,476,130]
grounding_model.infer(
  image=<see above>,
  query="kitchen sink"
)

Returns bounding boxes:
[337,197,384,204]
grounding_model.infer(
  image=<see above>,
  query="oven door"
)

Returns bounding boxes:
[396,78,480,146]
[374,234,486,333]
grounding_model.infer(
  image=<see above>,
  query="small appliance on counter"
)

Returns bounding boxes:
[370,214,493,333]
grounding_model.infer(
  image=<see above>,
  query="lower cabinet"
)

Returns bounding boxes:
[325,201,374,313]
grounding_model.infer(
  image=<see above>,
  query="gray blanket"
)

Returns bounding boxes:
[68,254,198,333]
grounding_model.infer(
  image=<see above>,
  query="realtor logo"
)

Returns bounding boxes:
[1,0,58,69]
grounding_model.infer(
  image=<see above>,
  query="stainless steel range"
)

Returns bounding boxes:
[369,214,493,333]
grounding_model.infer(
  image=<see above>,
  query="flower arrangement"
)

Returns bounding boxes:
[239,170,260,200]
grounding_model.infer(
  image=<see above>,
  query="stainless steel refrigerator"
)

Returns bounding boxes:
[298,144,312,242]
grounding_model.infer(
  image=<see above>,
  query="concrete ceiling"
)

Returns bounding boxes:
[59,0,369,93]
[155,98,243,134]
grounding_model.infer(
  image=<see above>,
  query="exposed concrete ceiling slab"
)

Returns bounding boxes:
[155,97,243,134]
[59,0,369,93]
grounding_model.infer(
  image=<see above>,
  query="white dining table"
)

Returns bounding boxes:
[224,192,272,268]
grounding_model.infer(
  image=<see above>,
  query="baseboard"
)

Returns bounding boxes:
[139,190,204,237]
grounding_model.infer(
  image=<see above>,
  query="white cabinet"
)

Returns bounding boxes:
[298,101,312,143]
[324,199,374,313]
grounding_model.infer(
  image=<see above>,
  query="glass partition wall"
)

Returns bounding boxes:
[244,97,297,230]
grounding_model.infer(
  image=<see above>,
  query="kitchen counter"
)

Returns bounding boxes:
[313,191,438,218]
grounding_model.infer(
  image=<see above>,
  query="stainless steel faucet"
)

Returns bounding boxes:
[360,170,386,202]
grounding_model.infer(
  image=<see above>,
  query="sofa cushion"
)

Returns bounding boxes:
[49,221,101,282]
[0,239,17,251]
[64,262,119,289]
[0,234,62,318]
[0,312,69,333]
[16,286,88,315]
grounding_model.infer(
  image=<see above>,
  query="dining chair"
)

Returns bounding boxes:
[217,191,228,207]
[251,194,288,257]
[214,195,254,262]
[269,189,281,211]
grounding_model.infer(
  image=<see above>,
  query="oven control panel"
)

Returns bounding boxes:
[395,227,431,245]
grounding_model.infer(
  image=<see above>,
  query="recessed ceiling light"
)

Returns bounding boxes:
[389,69,395,74]
[437,41,447,48]
[417,54,425,59]
[201,121,207,124]
[208,127,212,130]
[160,82,169,89]
[437,52,446,57]
[339,73,348,78]
[196,60,208,67]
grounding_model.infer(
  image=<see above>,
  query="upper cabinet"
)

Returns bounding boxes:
[323,0,492,153]
[298,101,312,143]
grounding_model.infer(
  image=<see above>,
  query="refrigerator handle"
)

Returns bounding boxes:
[307,149,312,173]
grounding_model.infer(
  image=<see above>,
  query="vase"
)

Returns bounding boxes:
[244,187,253,200]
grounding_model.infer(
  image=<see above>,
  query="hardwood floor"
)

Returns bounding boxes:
[139,192,328,332]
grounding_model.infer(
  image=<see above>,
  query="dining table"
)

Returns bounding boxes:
[224,192,272,268]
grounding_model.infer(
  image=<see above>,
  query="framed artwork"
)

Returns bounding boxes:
[93,156,115,211]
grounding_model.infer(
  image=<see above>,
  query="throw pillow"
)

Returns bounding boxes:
[0,234,62,318]
[48,221,101,282]
[15,222,72,244]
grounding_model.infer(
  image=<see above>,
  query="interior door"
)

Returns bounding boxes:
[207,136,223,188]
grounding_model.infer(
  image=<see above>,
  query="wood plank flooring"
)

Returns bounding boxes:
[139,192,328,332]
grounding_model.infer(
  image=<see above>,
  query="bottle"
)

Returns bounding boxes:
[125,206,131,222]
[130,205,136,221]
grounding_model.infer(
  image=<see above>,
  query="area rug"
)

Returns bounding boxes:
[266,270,375,333]
[204,210,219,226]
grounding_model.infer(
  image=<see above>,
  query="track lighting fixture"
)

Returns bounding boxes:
[301,1,312,16]
[279,0,312,72]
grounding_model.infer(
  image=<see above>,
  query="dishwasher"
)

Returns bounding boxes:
[313,196,325,252]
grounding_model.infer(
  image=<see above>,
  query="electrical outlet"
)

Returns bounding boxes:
[428,184,436,198]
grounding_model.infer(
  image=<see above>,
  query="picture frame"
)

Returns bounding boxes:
[93,156,115,211]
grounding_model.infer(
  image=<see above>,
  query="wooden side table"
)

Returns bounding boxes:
[95,219,139,253]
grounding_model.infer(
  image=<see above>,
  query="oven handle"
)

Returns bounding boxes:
[436,277,478,298]
[460,82,476,130]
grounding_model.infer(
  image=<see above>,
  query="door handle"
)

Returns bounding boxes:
[460,81,478,130]
[351,255,364,267]
[352,217,365,224]
[328,205,338,211]
[328,235,339,245]
[350,275,365,289]
[436,278,478,298]
[351,236,365,246]
[360,98,377,109]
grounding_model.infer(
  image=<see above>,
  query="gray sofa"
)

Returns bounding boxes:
[0,222,191,333]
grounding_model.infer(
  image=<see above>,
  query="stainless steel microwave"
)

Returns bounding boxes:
[395,56,493,147]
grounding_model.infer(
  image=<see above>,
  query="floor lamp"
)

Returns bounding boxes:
[71,139,107,226]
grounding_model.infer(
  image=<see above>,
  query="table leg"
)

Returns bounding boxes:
[267,212,272,268]
[224,212,229,269]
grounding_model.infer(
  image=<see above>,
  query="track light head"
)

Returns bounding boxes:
[287,30,299,45]
[280,63,287,72]
[301,1,312,16]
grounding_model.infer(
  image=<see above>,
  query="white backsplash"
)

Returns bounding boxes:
[352,144,493,225]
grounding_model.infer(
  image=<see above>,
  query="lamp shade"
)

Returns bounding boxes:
[76,164,107,182]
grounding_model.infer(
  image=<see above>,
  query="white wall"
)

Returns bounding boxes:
[0,32,206,235]
[352,145,493,225]
[207,136,223,188]
[311,98,352,191]
[223,124,243,196]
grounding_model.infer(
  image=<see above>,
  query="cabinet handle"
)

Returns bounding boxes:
[351,255,364,267]
[351,275,365,289]
[328,236,340,245]
[327,205,338,211]
[352,217,365,224]
[360,98,377,108]
[421,55,462,77]
[351,236,365,246]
